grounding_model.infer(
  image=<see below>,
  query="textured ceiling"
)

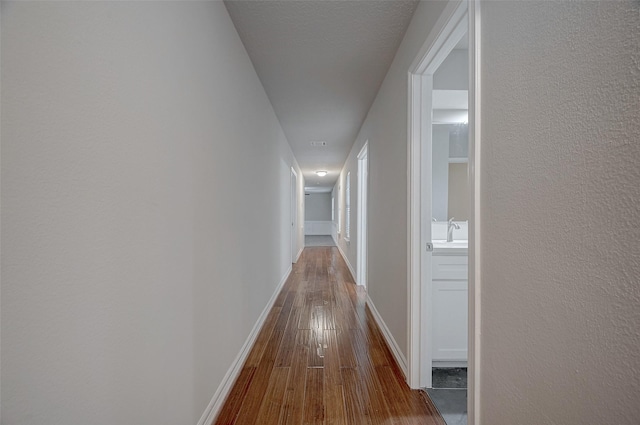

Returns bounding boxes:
[224,0,420,189]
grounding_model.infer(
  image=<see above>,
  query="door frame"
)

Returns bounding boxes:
[407,0,481,423]
[291,167,299,263]
[357,142,369,288]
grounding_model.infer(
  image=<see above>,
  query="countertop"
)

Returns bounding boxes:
[433,240,468,255]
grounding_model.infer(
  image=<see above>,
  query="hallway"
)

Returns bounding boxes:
[214,247,445,425]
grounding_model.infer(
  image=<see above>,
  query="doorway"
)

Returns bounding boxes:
[407,1,480,424]
[291,167,298,263]
[427,32,470,424]
[357,142,369,288]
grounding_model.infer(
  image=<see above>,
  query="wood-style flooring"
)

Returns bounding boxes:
[214,246,445,425]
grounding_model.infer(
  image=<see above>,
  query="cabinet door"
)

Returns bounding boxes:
[432,279,468,361]
[432,255,468,280]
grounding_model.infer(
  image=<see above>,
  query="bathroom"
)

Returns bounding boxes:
[426,33,469,425]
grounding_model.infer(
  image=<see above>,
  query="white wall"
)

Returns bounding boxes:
[304,193,332,221]
[1,2,303,424]
[447,163,468,221]
[336,3,640,423]
[0,4,3,421]
[304,193,332,236]
[334,0,448,357]
[479,1,640,423]
[432,125,450,221]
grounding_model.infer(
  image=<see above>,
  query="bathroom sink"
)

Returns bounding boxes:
[432,240,468,254]
[432,240,468,246]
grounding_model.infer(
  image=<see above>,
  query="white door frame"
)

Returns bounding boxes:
[291,167,298,263]
[407,1,481,423]
[357,142,369,288]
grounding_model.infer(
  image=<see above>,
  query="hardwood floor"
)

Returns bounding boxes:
[214,247,445,425]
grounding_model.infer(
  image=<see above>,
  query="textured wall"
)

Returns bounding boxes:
[224,0,420,186]
[335,0,448,358]
[1,2,302,424]
[480,1,640,423]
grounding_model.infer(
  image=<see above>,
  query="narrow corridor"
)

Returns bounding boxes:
[214,247,445,425]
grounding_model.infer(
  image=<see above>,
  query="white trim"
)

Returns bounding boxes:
[412,71,435,390]
[291,167,299,264]
[345,172,351,240]
[356,142,369,289]
[407,0,470,391]
[336,243,356,284]
[366,295,408,378]
[468,1,482,424]
[337,246,408,380]
[409,1,468,75]
[198,265,293,425]
[407,71,425,389]
[295,247,303,263]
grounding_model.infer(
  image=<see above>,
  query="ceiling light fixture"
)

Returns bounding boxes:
[315,171,328,177]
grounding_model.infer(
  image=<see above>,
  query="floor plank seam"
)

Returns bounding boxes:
[213,247,445,425]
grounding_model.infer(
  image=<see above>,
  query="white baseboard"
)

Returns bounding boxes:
[336,243,356,283]
[334,247,406,378]
[295,247,303,263]
[197,265,292,425]
[366,295,408,378]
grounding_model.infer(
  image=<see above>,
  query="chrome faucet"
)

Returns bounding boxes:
[447,217,460,242]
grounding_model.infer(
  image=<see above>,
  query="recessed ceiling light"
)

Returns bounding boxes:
[315,171,328,177]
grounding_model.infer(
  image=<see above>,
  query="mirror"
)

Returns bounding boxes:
[431,43,470,223]
[432,123,469,221]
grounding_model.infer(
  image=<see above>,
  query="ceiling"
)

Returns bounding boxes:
[433,90,468,124]
[224,0,420,191]
[433,33,469,124]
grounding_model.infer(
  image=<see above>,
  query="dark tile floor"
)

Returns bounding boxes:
[427,368,468,425]
[426,388,467,425]
[433,367,467,389]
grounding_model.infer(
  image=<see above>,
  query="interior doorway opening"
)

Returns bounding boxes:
[407,1,480,424]
[291,167,298,263]
[426,28,470,425]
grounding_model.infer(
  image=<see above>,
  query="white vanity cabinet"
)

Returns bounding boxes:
[432,251,468,364]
